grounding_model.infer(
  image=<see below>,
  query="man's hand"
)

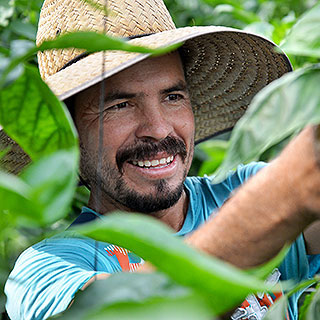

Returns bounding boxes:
[186,125,320,268]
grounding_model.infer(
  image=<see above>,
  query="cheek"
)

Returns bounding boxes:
[102,118,137,157]
[174,106,195,141]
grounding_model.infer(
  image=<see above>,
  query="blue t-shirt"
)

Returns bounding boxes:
[5,163,320,320]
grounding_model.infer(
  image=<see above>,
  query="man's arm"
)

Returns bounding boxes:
[304,221,320,255]
[186,126,320,268]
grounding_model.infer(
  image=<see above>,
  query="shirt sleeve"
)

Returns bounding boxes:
[5,235,110,320]
[226,161,268,190]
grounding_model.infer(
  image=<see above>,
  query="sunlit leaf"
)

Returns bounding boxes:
[10,21,37,40]
[281,3,320,58]
[10,40,35,58]
[1,31,181,83]
[304,282,320,320]
[22,149,78,224]
[244,21,274,40]
[53,273,214,320]
[38,31,181,55]
[0,171,42,222]
[0,0,14,27]
[263,295,288,320]
[215,65,320,181]
[0,149,78,226]
[73,213,276,315]
[0,65,78,161]
[197,140,228,176]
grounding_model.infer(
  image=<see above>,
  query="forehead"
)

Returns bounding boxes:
[76,51,185,103]
[105,51,185,87]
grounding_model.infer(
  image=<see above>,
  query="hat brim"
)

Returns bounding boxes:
[0,26,292,174]
[45,26,292,142]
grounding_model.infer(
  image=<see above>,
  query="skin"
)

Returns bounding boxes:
[186,126,320,267]
[75,52,194,231]
[74,52,320,285]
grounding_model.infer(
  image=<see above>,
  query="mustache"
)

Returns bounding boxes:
[116,136,187,172]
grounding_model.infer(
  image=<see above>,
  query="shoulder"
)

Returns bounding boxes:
[4,233,119,320]
[185,161,267,200]
[179,162,267,235]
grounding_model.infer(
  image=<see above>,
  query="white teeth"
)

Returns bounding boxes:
[144,160,151,167]
[151,160,159,166]
[133,156,174,168]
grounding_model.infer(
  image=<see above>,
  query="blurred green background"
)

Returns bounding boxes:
[1,0,320,318]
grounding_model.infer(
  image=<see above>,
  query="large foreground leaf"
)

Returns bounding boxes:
[303,282,320,320]
[0,65,77,160]
[281,3,320,58]
[215,65,320,181]
[38,31,180,56]
[2,31,181,83]
[0,149,78,226]
[263,296,288,320]
[22,149,78,224]
[73,213,278,315]
[0,171,41,222]
[53,273,214,320]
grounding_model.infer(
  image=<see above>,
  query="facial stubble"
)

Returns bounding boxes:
[80,137,193,214]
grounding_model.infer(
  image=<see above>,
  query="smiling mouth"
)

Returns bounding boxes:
[129,156,174,168]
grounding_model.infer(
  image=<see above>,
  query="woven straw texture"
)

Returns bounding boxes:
[37,0,175,79]
[0,130,30,174]
[42,25,291,142]
[0,0,292,173]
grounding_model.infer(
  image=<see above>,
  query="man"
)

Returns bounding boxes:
[4,0,320,319]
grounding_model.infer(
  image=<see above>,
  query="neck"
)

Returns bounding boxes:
[87,188,189,232]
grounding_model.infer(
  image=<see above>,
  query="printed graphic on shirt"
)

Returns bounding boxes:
[104,244,143,271]
[231,269,290,320]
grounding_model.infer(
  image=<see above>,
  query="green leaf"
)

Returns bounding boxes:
[304,282,320,320]
[299,283,318,320]
[263,295,288,320]
[244,22,275,41]
[73,213,276,315]
[0,171,42,222]
[53,273,214,320]
[0,0,14,27]
[1,31,181,83]
[281,3,320,58]
[10,40,35,58]
[9,21,37,40]
[22,149,78,224]
[0,55,23,86]
[0,65,78,161]
[215,65,320,181]
[0,148,78,226]
[197,140,228,176]
[38,31,181,56]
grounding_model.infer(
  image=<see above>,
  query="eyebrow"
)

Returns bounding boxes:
[104,80,188,104]
[160,80,188,95]
[104,92,136,104]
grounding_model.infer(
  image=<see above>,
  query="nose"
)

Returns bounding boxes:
[135,103,173,141]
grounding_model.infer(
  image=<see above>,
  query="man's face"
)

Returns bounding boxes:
[75,52,195,213]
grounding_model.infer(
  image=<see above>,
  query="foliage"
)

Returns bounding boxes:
[1,0,320,320]
[54,273,214,320]
[215,64,320,181]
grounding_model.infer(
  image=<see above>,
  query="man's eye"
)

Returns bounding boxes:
[109,101,128,110]
[166,94,183,101]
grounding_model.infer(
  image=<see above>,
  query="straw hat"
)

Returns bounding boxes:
[0,0,292,174]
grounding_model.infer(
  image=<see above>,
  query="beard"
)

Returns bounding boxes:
[80,136,192,214]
